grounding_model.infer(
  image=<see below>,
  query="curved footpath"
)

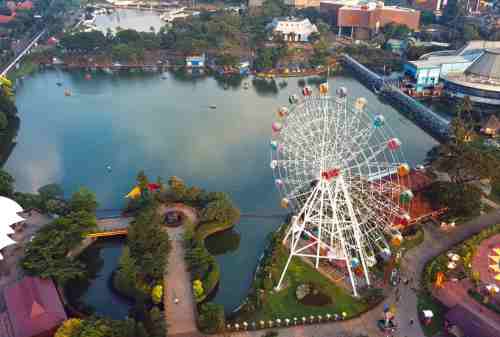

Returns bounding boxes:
[217,210,500,337]
[162,207,500,337]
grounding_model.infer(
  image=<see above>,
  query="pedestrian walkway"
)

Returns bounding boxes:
[164,225,199,337]
[397,210,500,337]
[434,279,500,331]
[161,207,500,337]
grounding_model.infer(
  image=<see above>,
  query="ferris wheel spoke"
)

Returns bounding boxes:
[272,94,408,296]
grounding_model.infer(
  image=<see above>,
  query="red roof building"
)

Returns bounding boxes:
[4,277,67,337]
[16,1,33,10]
[0,13,15,24]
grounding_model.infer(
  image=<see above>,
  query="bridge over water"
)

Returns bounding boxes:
[90,209,286,238]
[342,54,450,140]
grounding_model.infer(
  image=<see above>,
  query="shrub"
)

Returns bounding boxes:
[151,284,163,305]
[198,302,225,333]
[193,280,204,302]
[54,318,83,337]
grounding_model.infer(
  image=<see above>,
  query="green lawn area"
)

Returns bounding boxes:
[417,291,447,337]
[400,228,425,253]
[236,246,371,322]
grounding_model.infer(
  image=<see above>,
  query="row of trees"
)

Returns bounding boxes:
[114,172,169,337]
[54,316,161,337]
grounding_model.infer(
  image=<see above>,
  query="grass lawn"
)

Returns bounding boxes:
[236,247,371,322]
[417,291,447,337]
[401,228,425,253]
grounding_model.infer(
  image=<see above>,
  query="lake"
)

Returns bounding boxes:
[95,8,164,33]
[6,69,438,316]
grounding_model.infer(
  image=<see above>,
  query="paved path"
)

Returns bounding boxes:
[434,279,500,331]
[159,208,500,337]
[397,210,500,337]
[216,210,500,337]
[1,30,46,76]
[160,203,199,226]
[164,225,200,337]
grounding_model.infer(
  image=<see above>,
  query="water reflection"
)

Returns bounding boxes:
[205,229,241,256]
[94,9,164,33]
[7,70,438,311]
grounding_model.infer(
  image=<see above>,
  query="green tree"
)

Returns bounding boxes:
[381,22,412,40]
[424,181,482,217]
[45,198,68,215]
[201,194,240,226]
[198,302,225,333]
[168,176,187,200]
[128,205,170,281]
[69,187,98,213]
[38,183,64,200]
[0,111,7,130]
[147,307,166,337]
[310,38,330,67]
[463,24,480,41]
[137,170,148,189]
[54,319,83,337]
[0,168,14,196]
[114,247,140,297]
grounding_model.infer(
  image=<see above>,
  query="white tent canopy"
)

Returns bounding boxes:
[0,196,23,213]
[0,196,24,260]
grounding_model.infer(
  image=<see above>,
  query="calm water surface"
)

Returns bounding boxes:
[7,70,438,316]
[95,8,164,33]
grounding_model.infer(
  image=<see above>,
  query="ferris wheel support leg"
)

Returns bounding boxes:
[276,253,293,290]
[277,222,301,290]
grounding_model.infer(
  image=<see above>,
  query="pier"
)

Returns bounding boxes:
[342,54,450,140]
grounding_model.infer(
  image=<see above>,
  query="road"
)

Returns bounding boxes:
[1,29,46,77]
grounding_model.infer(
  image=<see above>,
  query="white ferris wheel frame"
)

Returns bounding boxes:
[271,89,411,297]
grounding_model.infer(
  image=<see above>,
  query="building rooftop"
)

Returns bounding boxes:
[4,277,67,337]
[408,55,473,69]
[443,73,500,92]
[465,48,500,80]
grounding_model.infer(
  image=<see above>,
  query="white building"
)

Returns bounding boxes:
[267,17,318,42]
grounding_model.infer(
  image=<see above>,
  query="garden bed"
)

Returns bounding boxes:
[231,227,377,323]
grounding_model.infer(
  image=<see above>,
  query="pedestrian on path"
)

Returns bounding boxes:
[410,319,414,326]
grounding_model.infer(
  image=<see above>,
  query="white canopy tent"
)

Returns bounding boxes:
[0,196,24,260]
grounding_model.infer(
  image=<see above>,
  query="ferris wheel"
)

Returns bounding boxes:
[270,84,413,296]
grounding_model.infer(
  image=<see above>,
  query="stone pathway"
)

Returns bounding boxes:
[434,279,500,331]
[164,225,200,337]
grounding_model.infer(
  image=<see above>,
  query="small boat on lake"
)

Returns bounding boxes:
[209,105,217,109]
[56,82,62,86]
[64,89,72,96]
